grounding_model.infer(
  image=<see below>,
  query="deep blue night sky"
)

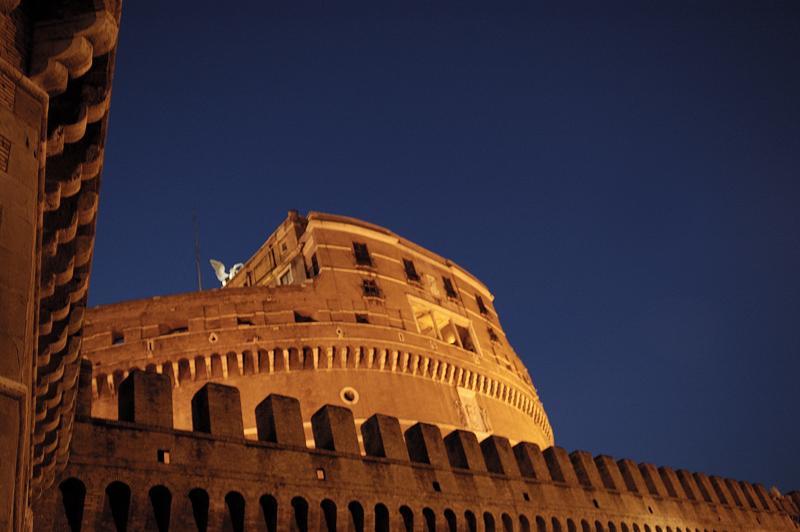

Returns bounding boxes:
[89,2,800,492]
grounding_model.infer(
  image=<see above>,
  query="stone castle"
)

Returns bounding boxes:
[0,2,798,532]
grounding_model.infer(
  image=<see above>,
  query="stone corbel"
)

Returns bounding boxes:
[30,3,119,95]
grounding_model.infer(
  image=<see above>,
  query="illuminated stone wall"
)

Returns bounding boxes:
[82,212,553,449]
[33,368,800,532]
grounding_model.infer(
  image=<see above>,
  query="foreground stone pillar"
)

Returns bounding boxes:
[0,50,48,532]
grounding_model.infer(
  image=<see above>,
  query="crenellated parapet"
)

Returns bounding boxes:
[33,367,799,532]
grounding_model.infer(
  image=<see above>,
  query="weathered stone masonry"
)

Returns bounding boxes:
[79,212,555,450]
[2,2,799,530]
[35,367,800,532]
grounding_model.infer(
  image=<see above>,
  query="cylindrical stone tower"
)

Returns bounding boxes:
[82,211,553,448]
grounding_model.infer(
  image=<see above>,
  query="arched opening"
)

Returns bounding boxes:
[621,524,629,532]
[551,518,562,532]
[226,352,239,377]
[444,509,457,532]
[608,523,617,532]
[581,521,591,532]
[112,370,125,392]
[518,515,531,532]
[400,506,414,532]
[536,516,547,532]
[349,501,365,532]
[302,347,316,370]
[178,359,192,383]
[210,355,223,378]
[224,491,245,532]
[291,497,309,532]
[484,512,496,532]
[502,513,515,532]
[320,499,337,532]
[287,348,303,371]
[375,504,390,532]
[194,356,207,381]
[96,374,109,396]
[346,346,361,369]
[243,351,255,375]
[188,488,209,532]
[260,494,278,532]
[423,508,436,532]
[58,477,86,532]
[258,350,271,373]
[567,520,577,532]
[465,511,477,532]
[595,522,604,532]
[103,481,131,532]
[163,362,176,387]
[148,485,172,532]
[273,348,286,373]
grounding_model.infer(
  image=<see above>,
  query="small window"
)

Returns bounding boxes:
[403,259,420,282]
[355,314,369,324]
[294,311,314,323]
[157,450,170,464]
[362,279,380,297]
[279,270,292,285]
[442,277,457,298]
[476,295,488,314]
[310,253,320,276]
[488,327,499,342]
[353,242,372,266]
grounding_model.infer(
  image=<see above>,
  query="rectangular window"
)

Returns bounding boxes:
[476,295,488,314]
[362,279,380,297]
[279,270,292,285]
[442,276,457,298]
[294,311,314,323]
[353,242,373,266]
[310,253,320,277]
[403,259,420,281]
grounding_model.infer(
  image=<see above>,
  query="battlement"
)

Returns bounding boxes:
[37,366,799,532]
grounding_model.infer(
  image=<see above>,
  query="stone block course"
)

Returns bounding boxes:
[31,385,800,532]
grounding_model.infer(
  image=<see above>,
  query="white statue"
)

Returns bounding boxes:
[210,259,243,286]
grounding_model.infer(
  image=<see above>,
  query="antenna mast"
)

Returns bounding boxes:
[194,207,202,291]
